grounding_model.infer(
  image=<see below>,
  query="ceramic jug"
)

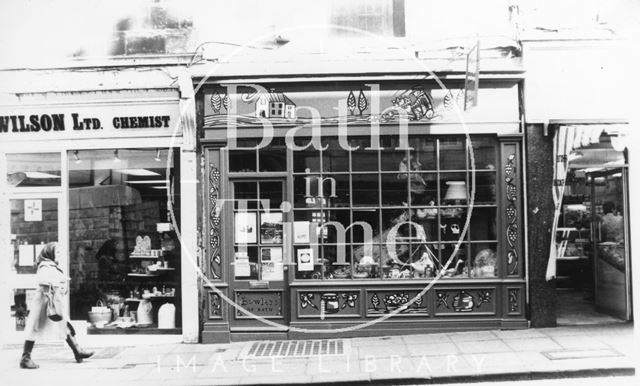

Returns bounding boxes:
[158,303,176,329]
[136,299,153,326]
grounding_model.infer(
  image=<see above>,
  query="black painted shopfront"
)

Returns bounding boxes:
[196,79,527,343]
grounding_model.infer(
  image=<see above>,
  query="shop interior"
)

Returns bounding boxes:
[557,134,630,324]
[67,148,182,334]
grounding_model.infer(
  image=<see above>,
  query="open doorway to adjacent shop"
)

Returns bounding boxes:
[556,133,631,325]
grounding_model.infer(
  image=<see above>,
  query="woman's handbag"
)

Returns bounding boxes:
[45,286,64,322]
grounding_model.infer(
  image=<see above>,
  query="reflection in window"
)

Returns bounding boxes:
[10,198,58,274]
[7,153,61,187]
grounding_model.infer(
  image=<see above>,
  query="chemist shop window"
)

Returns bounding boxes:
[67,148,182,331]
[291,135,499,281]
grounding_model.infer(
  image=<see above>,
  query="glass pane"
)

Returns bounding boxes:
[258,137,286,172]
[229,150,256,172]
[229,139,258,172]
[413,213,438,243]
[7,153,61,187]
[235,246,259,280]
[350,137,378,171]
[293,137,321,173]
[324,174,350,208]
[440,243,469,278]
[472,171,497,205]
[260,247,284,281]
[322,138,349,172]
[470,207,497,241]
[440,172,468,205]
[10,198,58,274]
[352,174,379,207]
[380,136,407,171]
[381,209,408,237]
[413,173,438,206]
[351,210,380,244]
[380,173,407,207]
[293,210,322,245]
[320,209,350,243]
[352,245,381,279]
[259,181,283,209]
[326,245,351,280]
[470,243,498,278]
[440,137,467,170]
[439,207,468,241]
[234,182,258,210]
[411,137,437,171]
[294,245,321,279]
[470,136,497,170]
[260,212,283,244]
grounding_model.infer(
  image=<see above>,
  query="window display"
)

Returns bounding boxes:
[67,148,181,333]
[292,135,497,280]
[229,135,499,281]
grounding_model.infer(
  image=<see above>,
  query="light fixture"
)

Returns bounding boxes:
[73,150,82,164]
[567,152,583,162]
[154,148,162,162]
[126,179,168,184]
[119,169,161,177]
[24,172,61,179]
[113,149,121,163]
[444,181,468,203]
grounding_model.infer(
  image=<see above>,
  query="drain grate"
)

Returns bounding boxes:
[543,349,622,360]
[241,339,347,358]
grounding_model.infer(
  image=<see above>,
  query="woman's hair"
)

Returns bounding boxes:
[603,201,616,214]
[36,242,57,265]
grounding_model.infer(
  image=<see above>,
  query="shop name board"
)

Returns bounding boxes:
[0,113,172,133]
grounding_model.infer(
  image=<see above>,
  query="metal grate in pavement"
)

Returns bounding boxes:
[240,339,347,359]
[543,349,622,360]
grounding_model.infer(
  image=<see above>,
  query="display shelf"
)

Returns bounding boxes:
[127,273,159,277]
[556,255,588,261]
[125,295,175,302]
[154,267,176,271]
[129,253,157,259]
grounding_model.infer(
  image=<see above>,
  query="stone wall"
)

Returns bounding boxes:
[68,185,160,318]
[525,124,557,327]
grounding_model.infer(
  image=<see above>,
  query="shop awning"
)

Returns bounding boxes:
[545,124,628,281]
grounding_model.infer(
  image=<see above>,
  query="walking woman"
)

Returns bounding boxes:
[20,242,94,369]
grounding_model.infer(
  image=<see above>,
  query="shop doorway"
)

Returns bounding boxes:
[228,179,290,335]
[557,137,631,324]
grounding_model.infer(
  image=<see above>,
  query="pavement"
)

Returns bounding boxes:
[1,323,636,386]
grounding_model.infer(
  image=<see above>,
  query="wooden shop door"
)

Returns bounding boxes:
[228,179,290,336]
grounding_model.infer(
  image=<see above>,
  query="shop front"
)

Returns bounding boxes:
[522,38,633,326]
[0,69,199,344]
[197,78,527,342]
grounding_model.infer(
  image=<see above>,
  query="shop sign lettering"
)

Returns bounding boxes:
[236,292,282,316]
[0,113,171,134]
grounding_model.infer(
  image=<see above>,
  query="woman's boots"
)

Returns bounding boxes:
[65,334,94,363]
[20,340,39,369]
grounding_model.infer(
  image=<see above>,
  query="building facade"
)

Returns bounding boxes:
[193,48,529,342]
[0,66,199,344]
